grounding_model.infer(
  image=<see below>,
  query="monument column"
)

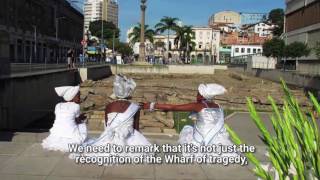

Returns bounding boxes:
[138,0,147,62]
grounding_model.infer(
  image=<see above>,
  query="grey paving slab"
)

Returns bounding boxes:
[0,156,61,176]
[201,164,255,180]
[155,164,207,180]
[226,112,274,146]
[50,157,104,178]
[21,143,65,157]
[0,155,15,171]
[46,176,99,180]
[101,178,152,180]
[103,164,155,179]
[0,174,46,180]
[11,132,39,143]
[0,142,33,155]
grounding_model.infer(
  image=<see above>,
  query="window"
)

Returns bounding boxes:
[241,48,245,53]
[253,48,257,53]
[258,49,262,53]
[235,48,239,53]
[247,48,251,53]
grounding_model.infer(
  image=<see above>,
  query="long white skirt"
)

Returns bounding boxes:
[69,129,152,165]
[178,125,239,158]
[42,123,87,152]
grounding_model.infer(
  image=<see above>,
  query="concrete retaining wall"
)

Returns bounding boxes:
[230,66,320,91]
[0,65,112,130]
[0,70,80,129]
[110,65,217,75]
[79,65,112,81]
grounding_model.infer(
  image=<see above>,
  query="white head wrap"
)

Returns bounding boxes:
[55,86,80,101]
[110,75,136,99]
[198,84,226,100]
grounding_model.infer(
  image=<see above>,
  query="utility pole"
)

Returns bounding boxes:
[112,30,115,54]
[138,0,147,62]
[32,25,37,63]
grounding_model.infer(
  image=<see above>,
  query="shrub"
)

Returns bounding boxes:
[226,80,320,180]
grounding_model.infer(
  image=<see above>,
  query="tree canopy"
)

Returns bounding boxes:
[268,8,285,37]
[263,38,311,60]
[263,38,285,58]
[128,23,155,46]
[89,20,120,41]
[314,42,320,60]
[155,16,180,34]
[284,42,310,59]
[106,39,133,57]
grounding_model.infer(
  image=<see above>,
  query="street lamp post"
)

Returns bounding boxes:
[139,0,147,62]
[55,17,66,40]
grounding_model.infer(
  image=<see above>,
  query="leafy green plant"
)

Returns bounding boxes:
[226,80,320,180]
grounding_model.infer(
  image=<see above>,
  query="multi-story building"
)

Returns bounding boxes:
[191,27,220,64]
[209,11,241,27]
[230,44,263,57]
[240,12,268,25]
[285,0,320,74]
[84,0,118,30]
[242,22,275,38]
[0,0,84,63]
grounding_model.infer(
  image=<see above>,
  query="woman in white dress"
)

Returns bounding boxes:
[144,84,238,158]
[70,75,151,164]
[42,86,87,152]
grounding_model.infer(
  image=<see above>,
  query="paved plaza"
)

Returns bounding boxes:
[0,112,274,180]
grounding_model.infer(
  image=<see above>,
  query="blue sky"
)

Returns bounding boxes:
[80,0,285,41]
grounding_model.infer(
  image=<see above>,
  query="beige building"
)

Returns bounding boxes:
[285,0,320,75]
[191,27,220,64]
[209,11,241,26]
[84,0,118,30]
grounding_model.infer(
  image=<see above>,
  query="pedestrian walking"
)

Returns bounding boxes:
[67,49,73,69]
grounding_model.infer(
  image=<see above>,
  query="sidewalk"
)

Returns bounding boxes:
[0,112,271,180]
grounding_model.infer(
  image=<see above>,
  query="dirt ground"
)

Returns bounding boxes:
[80,70,310,112]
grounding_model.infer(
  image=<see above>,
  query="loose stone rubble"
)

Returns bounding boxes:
[80,71,310,134]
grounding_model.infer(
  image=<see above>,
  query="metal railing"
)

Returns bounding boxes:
[1,57,113,77]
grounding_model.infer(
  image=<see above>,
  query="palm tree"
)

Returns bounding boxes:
[174,26,195,63]
[155,16,180,59]
[128,23,155,47]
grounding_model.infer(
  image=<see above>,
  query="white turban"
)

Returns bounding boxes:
[198,84,226,100]
[110,75,136,99]
[55,86,80,101]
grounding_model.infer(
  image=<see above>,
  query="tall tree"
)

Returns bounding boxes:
[155,16,180,53]
[268,9,285,36]
[263,38,285,58]
[128,23,155,46]
[284,42,311,59]
[106,39,133,57]
[89,20,120,42]
[174,26,195,62]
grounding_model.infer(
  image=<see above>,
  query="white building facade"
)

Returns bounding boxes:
[230,45,263,57]
[246,22,274,37]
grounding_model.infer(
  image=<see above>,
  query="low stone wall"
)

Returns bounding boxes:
[230,66,320,91]
[213,65,228,70]
[79,65,112,82]
[110,64,218,75]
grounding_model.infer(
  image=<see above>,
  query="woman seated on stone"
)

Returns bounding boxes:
[143,84,239,157]
[70,75,151,163]
[42,86,87,152]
